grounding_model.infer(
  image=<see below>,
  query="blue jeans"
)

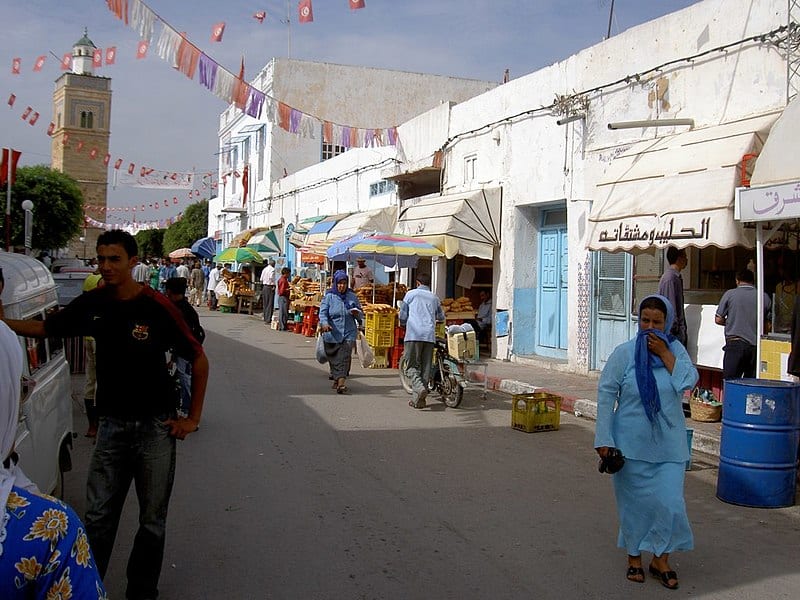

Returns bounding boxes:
[86,415,176,600]
[278,295,289,330]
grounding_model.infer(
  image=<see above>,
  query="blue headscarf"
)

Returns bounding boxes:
[634,294,675,422]
[327,270,350,300]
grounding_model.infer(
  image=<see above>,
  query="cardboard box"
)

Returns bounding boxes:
[447,330,477,360]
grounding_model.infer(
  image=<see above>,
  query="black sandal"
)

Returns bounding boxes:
[626,566,645,583]
[649,565,679,589]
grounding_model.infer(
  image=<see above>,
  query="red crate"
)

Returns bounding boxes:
[394,326,405,347]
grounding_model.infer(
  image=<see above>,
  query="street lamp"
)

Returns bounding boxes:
[21,199,33,256]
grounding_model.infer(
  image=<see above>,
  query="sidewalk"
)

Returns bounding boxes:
[464,357,722,459]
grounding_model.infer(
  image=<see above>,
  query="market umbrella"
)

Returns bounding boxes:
[214,246,264,265]
[168,247,195,259]
[230,227,268,248]
[191,236,217,259]
[246,230,281,256]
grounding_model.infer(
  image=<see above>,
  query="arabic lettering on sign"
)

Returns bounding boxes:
[597,217,711,246]
[740,180,800,222]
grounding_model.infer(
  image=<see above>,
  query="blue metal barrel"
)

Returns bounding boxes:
[717,379,800,508]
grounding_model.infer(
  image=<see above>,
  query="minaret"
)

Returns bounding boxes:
[51,28,112,259]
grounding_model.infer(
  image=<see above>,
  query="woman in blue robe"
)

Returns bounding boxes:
[595,294,698,589]
[319,270,363,393]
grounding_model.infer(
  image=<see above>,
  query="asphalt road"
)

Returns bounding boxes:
[63,310,800,599]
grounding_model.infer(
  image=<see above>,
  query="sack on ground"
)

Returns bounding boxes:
[356,332,374,368]
[315,334,328,364]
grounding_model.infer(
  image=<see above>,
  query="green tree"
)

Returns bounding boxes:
[162,199,208,254]
[7,165,84,250]
[134,228,164,259]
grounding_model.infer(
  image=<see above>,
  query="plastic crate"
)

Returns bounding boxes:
[435,322,446,338]
[511,393,561,433]
[365,311,396,332]
[365,328,394,348]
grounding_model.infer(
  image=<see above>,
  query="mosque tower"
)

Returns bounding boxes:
[51,28,112,259]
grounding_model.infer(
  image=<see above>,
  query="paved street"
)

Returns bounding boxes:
[63,310,800,599]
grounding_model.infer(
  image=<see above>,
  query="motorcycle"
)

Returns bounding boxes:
[399,337,465,408]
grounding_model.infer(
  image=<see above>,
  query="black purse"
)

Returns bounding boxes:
[598,448,626,474]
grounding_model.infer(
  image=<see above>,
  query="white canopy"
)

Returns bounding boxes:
[395,188,502,259]
[587,113,778,253]
[751,98,799,187]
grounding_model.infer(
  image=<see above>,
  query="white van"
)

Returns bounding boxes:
[0,250,74,496]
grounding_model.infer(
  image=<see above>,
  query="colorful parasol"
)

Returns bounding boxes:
[326,232,443,267]
[168,247,195,259]
[190,236,217,259]
[214,246,264,264]
[246,230,281,255]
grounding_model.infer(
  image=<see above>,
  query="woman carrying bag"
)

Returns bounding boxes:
[319,270,363,394]
[594,294,698,589]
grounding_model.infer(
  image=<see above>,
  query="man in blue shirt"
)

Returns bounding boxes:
[715,268,771,379]
[658,246,688,346]
[399,273,445,409]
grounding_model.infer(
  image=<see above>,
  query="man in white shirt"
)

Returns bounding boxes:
[207,263,221,310]
[352,258,374,290]
[132,259,151,285]
[260,259,276,322]
[176,260,190,280]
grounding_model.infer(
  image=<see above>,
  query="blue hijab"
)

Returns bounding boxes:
[635,294,675,422]
[327,270,350,301]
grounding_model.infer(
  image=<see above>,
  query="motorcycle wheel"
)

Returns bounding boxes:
[439,363,464,408]
[398,355,414,395]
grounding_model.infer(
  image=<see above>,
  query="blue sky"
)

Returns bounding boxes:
[0,0,699,223]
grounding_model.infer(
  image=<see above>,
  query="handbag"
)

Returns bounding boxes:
[356,331,374,368]
[315,333,328,364]
[598,448,625,474]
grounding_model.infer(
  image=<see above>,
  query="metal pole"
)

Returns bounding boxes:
[756,224,764,379]
[287,0,291,58]
[5,148,11,251]
[606,0,615,39]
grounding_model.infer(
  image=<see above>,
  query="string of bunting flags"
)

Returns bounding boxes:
[84,212,182,232]
[102,0,398,149]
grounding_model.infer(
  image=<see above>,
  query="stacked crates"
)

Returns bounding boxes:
[302,306,319,337]
[365,311,396,368]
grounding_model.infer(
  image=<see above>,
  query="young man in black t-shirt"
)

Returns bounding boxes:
[0,230,209,600]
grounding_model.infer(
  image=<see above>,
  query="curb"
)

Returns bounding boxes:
[466,367,720,459]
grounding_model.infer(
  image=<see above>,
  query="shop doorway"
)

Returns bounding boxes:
[536,209,568,357]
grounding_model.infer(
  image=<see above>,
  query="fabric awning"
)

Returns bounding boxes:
[300,214,351,251]
[751,99,799,187]
[395,188,502,259]
[587,113,778,252]
[299,206,399,255]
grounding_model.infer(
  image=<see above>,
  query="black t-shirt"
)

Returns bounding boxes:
[45,286,203,419]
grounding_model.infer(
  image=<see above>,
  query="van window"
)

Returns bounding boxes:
[46,306,64,357]
[23,313,49,373]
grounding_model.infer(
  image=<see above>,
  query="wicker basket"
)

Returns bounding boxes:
[689,396,721,422]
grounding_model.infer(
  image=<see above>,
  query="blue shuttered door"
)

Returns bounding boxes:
[538,228,567,350]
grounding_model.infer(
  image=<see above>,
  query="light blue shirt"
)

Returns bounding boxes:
[594,337,698,463]
[399,285,445,343]
[319,290,362,344]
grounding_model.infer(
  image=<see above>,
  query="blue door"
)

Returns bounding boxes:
[537,227,568,354]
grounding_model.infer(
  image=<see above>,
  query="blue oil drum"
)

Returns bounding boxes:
[717,379,800,508]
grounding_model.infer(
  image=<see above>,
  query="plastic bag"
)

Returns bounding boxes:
[315,334,328,364]
[356,331,374,368]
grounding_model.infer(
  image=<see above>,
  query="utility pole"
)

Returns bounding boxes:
[606,0,616,39]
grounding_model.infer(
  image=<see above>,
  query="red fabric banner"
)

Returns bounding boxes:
[76,141,84,153]
[242,165,249,206]
[12,58,21,74]
[33,55,46,72]
[105,47,117,65]
[21,107,32,121]
[93,49,103,68]
[253,11,266,23]
[28,112,39,126]
[136,40,149,59]
[114,158,123,169]
[298,0,313,23]
[47,122,55,136]
[211,22,225,42]
[8,94,16,107]
[103,153,111,166]
[127,162,135,174]
[0,149,22,186]
[89,148,98,159]
[350,0,366,9]
[61,53,72,70]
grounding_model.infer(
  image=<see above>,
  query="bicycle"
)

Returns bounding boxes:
[398,337,465,408]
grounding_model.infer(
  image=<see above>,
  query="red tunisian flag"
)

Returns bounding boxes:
[105,47,117,65]
[253,11,266,23]
[33,55,46,72]
[114,158,123,170]
[11,58,21,74]
[298,0,313,23]
[61,53,72,70]
[0,149,22,186]
[28,112,40,126]
[127,162,135,174]
[93,48,103,68]
[136,40,149,59]
[350,0,366,9]
[211,22,225,42]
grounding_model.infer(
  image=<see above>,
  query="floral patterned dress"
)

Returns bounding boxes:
[0,486,107,599]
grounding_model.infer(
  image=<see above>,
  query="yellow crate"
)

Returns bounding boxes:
[511,393,561,433]
[368,346,389,369]
[435,322,446,338]
[365,312,396,332]
[365,328,394,348]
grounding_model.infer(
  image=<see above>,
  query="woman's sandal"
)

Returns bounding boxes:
[649,564,679,589]
[626,566,645,583]
[336,385,348,394]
